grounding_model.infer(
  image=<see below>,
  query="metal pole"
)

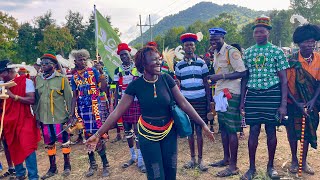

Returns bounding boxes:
[94,5,99,60]
[149,14,152,41]
[139,15,143,48]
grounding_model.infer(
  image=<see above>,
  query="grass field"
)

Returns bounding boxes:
[1,125,320,180]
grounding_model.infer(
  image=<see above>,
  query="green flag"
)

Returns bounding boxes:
[95,8,122,80]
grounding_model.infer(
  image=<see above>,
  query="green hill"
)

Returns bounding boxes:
[129,2,268,45]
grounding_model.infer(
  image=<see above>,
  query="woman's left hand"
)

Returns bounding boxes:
[85,135,100,152]
[203,125,215,142]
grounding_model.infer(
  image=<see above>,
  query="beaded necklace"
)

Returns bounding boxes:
[302,54,313,64]
[143,75,158,98]
[121,62,134,72]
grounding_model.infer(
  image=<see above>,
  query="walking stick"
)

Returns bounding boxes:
[0,81,17,139]
[298,107,307,178]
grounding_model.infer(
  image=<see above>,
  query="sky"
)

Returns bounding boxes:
[0,0,291,42]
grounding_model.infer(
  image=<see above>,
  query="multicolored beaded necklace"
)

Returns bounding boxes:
[143,75,158,98]
[303,54,313,64]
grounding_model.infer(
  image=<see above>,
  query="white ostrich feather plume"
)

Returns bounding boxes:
[174,45,185,60]
[290,14,309,25]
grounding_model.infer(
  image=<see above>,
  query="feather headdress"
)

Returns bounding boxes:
[162,47,175,72]
[174,45,185,60]
[7,62,37,76]
[290,14,309,25]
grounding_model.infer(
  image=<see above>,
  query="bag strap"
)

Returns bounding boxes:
[161,74,175,105]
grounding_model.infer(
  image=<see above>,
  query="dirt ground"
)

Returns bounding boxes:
[1,125,320,180]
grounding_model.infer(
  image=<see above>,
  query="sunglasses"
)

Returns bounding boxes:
[40,62,55,66]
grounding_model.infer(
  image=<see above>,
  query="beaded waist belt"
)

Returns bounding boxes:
[137,116,173,141]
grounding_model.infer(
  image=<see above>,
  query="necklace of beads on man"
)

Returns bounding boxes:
[303,54,313,64]
[121,62,134,72]
[184,56,197,78]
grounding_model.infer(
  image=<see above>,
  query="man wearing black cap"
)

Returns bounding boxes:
[239,16,290,180]
[0,59,40,180]
[286,24,320,175]
[33,53,73,179]
[207,27,246,177]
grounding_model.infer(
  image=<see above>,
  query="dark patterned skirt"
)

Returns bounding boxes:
[99,99,110,122]
[287,103,319,149]
[189,97,207,122]
[217,94,241,133]
[245,84,281,126]
[122,101,141,124]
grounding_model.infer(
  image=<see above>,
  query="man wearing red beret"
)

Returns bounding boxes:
[175,33,211,171]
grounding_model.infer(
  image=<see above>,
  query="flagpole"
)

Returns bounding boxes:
[94,4,99,60]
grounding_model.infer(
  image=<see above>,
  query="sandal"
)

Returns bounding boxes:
[102,167,109,177]
[183,160,196,169]
[198,162,208,172]
[216,167,239,177]
[111,135,121,143]
[122,159,136,168]
[41,169,58,180]
[0,169,15,179]
[303,163,315,175]
[62,168,71,177]
[288,163,298,173]
[267,167,280,179]
[138,164,146,173]
[240,169,256,180]
[208,160,229,167]
[85,164,98,177]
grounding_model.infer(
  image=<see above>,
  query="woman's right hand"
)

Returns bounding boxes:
[203,125,215,142]
[86,135,99,152]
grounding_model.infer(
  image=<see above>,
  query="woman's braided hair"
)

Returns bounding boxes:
[134,46,160,73]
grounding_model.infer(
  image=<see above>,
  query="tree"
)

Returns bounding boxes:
[80,12,96,57]
[0,12,19,61]
[39,25,75,56]
[33,11,56,58]
[16,23,37,64]
[290,0,320,24]
[65,10,85,49]
[163,26,186,51]
[269,10,294,47]
[240,22,255,48]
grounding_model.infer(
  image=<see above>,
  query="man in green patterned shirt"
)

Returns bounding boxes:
[239,16,290,180]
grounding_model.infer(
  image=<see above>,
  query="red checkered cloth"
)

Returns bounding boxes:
[122,101,141,123]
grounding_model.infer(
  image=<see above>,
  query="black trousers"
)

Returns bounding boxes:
[138,128,178,180]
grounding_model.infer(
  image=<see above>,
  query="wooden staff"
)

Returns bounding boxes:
[298,107,308,178]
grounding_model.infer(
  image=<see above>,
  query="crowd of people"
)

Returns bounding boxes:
[0,15,319,180]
